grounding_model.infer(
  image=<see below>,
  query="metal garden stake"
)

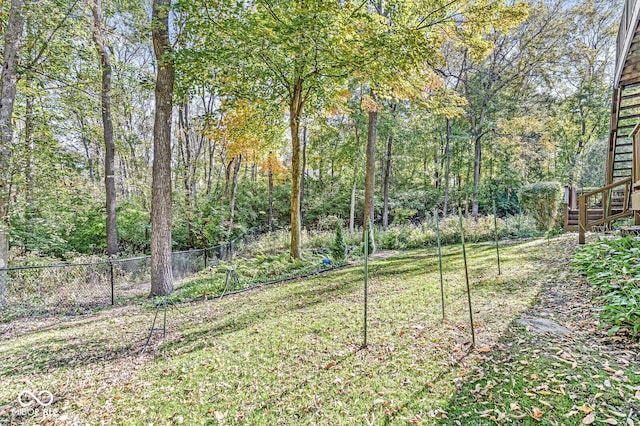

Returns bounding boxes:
[434,208,445,320]
[363,221,369,349]
[458,208,476,349]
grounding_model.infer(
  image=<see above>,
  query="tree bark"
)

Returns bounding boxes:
[350,126,361,235]
[228,154,241,236]
[443,118,452,216]
[92,0,118,257]
[350,166,357,235]
[150,0,175,296]
[289,77,304,259]
[0,0,25,232]
[25,83,34,211]
[382,134,393,230]
[300,125,307,223]
[472,134,481,220]
[363,90,378,252]
[268,168,274,232]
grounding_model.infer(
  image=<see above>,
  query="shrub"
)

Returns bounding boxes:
[518,182,562,232]
[392,208,417,225]
[573,236,640,338]
[331,225,347,261]
[317,215,344,231]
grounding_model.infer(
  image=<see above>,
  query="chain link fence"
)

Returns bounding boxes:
[0,228,263,338]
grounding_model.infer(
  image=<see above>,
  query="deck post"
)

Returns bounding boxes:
[579,195,587,244]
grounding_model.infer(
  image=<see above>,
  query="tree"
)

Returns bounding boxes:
[0,0,25,305]
[181,0,365,258]
[0,0,25,231]
[457,1,562,219]
[150,0,175,296]
[91,0,118,256]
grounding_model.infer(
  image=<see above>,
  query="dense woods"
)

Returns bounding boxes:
[0,0,619,268]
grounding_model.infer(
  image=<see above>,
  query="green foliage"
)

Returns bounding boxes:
[573,236,640,339]
[172,252,342,303]
[331,225,347,261]
[392,208,417,225]
[518,182,562,232]
[317,215,344,231]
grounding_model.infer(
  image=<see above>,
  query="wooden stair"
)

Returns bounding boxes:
[564,0,640,241]
[572,178,634,244]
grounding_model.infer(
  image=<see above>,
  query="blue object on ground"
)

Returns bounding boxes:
[322,258,331,265]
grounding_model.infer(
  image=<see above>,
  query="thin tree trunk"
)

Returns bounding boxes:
[350,167,357,235]
[300,125,307,223]
[443,118,452,216]
[92,0,118,256]
[289,78,304,259]
[25,84,34,211]
[382,134,393,230]
[363,90,378,252]
[150,0,174,296]
[228,154,241,236]
[78,117,94,182]
[268,169,274,232]
[206,139,216,196]
[350,126,361,235]
[178,101,196,247]
[0,0,25,232]
[472,134,481,220]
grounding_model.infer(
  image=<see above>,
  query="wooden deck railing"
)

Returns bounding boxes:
[578,177,633,244]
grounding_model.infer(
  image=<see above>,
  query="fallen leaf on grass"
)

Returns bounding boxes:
[477,347,491,353]
[582,412,595,425]
[509,402,521,411]
[602,419,618,425]
[539,400,552,408]
[530,407,544,421]
[577,405,594,413]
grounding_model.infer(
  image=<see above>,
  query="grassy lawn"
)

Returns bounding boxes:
[445,322,640,425]
[0,236,572,424]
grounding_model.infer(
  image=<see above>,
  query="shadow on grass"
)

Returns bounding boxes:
[0,238,537,381]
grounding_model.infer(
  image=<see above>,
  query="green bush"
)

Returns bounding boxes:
[518,182,562,232]
[573,236,640,339]
[331,225,347,261]
[392,208,417,225]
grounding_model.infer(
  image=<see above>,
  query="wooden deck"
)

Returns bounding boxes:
[568,1,640,241]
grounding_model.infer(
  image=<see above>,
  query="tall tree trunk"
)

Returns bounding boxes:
[443,118,452,216]
[472,134,481,220]
[25,84,34,211]
[289,78,304,259]
[228,154,241,236]
[0,0,25,304]
[150,0,175,296]
[382,135,393,230]
[350,126,361,235]
[268,169,274,232]
[206,139,215,196]
[78,117,94,182]
[92,0,118,257]
[363,90,378,252]
[178,101,196,247]
[300,125,307,223]
[350,166,358,235]
[0,0,25,233]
